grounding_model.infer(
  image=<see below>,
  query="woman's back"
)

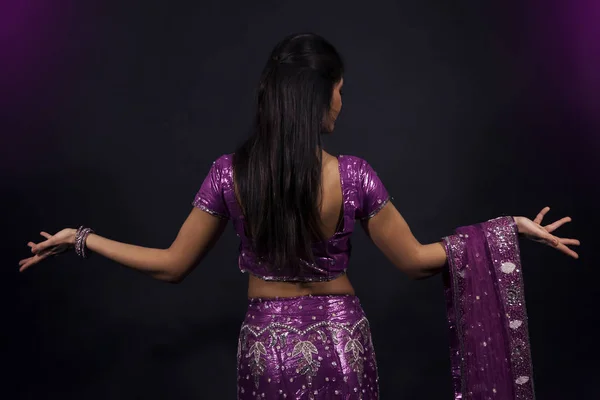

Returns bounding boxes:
[246,151,353,298]
[192,150,391,298]
[315,152,344,241]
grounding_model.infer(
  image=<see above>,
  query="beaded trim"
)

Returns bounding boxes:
[192,202,229,219]
[245,270,348,282]
[360,196,392,220]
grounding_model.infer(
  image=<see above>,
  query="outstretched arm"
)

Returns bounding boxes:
[361,203,446,280]
[362,204,579,280]
[19,207,228,283]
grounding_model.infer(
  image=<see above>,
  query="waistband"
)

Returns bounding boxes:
[246,294,363,317]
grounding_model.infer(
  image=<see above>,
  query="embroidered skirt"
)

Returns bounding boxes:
[237,295,379,400]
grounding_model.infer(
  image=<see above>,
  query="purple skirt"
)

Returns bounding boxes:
[237,295,380,399]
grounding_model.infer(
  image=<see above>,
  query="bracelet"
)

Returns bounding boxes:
[75,226,94,258]
[74,226,84,256]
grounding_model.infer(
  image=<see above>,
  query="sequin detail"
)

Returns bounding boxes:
[191,157,231,219]
[192,203,228,219]
[192,154,390,282]
[237,295,379,399]
[443,216,535,400]
[360,197,391,220]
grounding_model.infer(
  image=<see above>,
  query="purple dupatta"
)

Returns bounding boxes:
[443,216,535,400]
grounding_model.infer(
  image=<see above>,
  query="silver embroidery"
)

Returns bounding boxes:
[241,317,369,338]
[292,341,320,376]
[192,202,228,219]
[509,320,523,330]
[506,288,520,305]
[239,317,372,391]
[501,262,516,274]
[345,338,365,386]
[246,341,267,389]
[361,196,391,220]
[516,376,529,385]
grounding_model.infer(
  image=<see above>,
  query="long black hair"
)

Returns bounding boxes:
[232,33,344,276]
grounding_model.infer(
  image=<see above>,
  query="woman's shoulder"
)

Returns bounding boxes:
[337,154,367,163]
[209,153,235,176]
[337,154,372,174]
[337,154,386,188]
[204,154,234,185]
[213,153,234,166]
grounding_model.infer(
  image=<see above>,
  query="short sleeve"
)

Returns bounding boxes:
[355,160,390,219]
[192,156,230,219]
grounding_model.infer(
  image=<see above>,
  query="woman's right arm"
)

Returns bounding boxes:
[20,207,228,283]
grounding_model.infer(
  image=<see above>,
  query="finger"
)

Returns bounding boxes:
[555,243,579,259]
[544,216,572,233]
[27,241,44,250]
[559,238,580,246]
[20,251,48,265]
[533,206,551,225]
[32,239,56,254]
[19,257,38,272]
[34,232,54,251]
[19,260,33,272]
[19,251,52,271]
[19,259,39,272]
[543,233,560,247]
[18,257,33,267]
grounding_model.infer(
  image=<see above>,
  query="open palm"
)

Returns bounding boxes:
[515,207,580,259]
[18,229,75,272]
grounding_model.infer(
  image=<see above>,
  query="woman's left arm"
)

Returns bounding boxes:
[514,206,580,259]
[363,205,579,280]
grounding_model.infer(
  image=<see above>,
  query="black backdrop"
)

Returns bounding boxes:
[4,0,599,398]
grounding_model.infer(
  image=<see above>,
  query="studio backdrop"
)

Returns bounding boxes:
[3,0,599,398]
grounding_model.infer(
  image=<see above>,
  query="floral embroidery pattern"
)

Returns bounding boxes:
[345,338,365,385]
[246,341,267,388]
[239,317,374,392]
[293,340,320,376]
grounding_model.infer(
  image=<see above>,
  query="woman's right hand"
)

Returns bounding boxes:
[19,228,77,272]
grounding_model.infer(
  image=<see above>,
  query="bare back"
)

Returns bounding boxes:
[243,151,355,298]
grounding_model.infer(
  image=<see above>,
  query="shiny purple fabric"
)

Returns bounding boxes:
[237,295,379,400]
[443,217,535,400]
[192,154,390,282]
[192,155,231,219]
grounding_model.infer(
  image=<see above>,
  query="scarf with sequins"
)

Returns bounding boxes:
[443,216,535,400]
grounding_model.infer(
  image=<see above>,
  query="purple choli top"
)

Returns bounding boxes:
[192,154,391,282]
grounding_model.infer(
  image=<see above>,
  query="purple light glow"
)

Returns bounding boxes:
[0,1,75,104]
[568,0,600,119]
[525,0,600,123]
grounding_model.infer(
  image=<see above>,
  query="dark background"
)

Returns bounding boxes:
[3,0,599,398]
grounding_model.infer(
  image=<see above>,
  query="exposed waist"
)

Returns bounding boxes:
[247,272,355,299]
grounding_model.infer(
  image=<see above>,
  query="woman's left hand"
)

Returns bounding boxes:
[514,206,580,259]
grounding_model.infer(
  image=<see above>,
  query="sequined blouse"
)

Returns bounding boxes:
[192,154,390,282]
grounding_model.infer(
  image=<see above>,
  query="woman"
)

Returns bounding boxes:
[19,33,579,400]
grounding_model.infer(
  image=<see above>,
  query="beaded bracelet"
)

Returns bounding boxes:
[75,226,94,258]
